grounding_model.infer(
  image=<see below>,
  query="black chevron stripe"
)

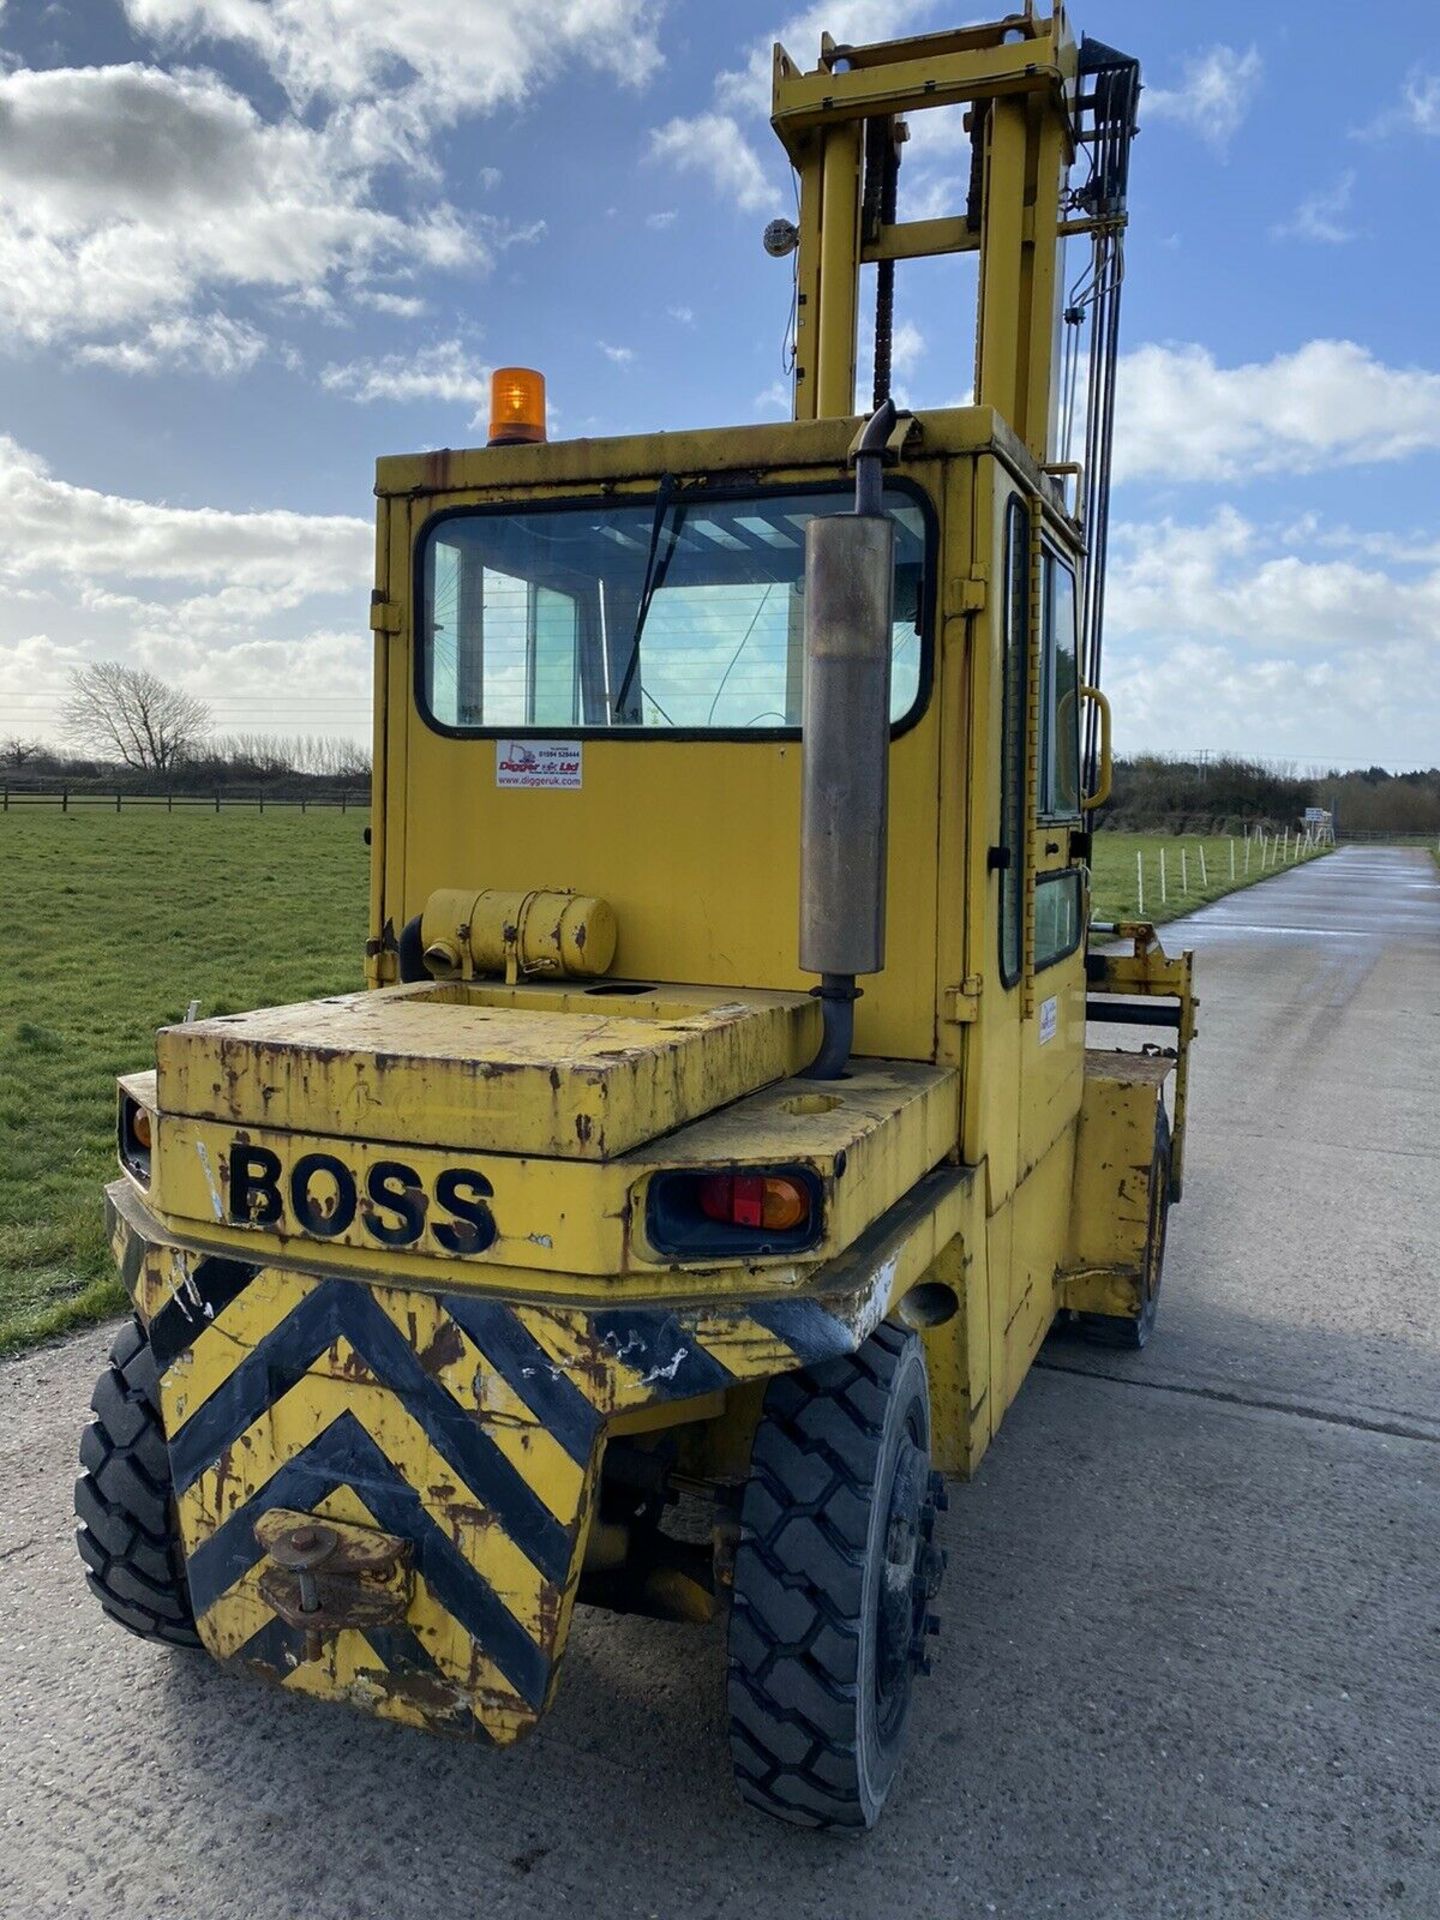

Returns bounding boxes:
[747,1296,855,1361]
[148,1254,260,1373]
[186,1411,551,1711]
[440,1294,601,1466]
[587,1307,736,1399]
[167,1280,573,1585]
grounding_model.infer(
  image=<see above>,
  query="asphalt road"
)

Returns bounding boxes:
[2,845,1437,1920]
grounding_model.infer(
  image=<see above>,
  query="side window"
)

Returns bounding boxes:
[1035,869,1083,970]
[1040,552,1081,817]
[998,497,1029,988]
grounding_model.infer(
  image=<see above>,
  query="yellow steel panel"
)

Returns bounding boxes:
[156,1113,629,1276]
[144,1062,956,1287]
[156,982,818,1162]
[1063,1048,1168,1282]
[1004,1122,1076,1409]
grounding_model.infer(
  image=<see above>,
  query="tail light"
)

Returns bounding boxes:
[118,1094,153,1185]
[698,1174,810,1232]
[646,1167,821,1259]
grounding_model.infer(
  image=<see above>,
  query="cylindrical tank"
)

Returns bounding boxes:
[799,512,895,977]
[419,888,617,981]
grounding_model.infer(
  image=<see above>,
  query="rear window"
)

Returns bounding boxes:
[417,484,931,736]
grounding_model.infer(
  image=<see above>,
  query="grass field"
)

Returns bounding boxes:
[0,808,1325,1355]
[0,809,369,1353]
[1090,830,1327,923]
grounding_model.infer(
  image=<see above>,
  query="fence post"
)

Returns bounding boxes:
[1198,845,1209,888]
[2,784,6,812]
[1159,847,1168,904]
[1244,835,1251,873]
[341,790,348,814]
[116,790,122,813]
[167,791,173,814]
[1136,850,1144,918]
[259,793,264,814]
[301,794,307,814]
[63,788,69,813]
[1181,848,1189,894]
[1229,838,1236,881]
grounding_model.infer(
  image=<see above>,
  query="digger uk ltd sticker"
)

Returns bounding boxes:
[496,740,582,789]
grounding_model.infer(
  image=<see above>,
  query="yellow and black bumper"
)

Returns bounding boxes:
[107,1167,968,1743]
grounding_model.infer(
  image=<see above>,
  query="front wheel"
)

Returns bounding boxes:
[726,1323,946,1830]
[75,1316,201,1648]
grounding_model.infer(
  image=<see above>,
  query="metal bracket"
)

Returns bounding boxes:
[255,1508,413,1658]
[845,408,919,466]
[943,975,984,1023]
[369,592,402,634]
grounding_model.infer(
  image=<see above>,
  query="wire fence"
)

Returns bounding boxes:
[1,786,368,813]
[1129,827,1330,920]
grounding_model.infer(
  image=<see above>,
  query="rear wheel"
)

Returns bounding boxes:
[1079,1105,1172,1352]
[75,1316,201,1648]
[726,1323,945,1830]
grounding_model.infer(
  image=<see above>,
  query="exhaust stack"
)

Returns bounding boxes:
[799,400,897,1078]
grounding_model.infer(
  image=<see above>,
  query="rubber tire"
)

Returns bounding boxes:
[1079,1105,1172,1352]
[74,1316,202,1648]
[727,1322,933,1830]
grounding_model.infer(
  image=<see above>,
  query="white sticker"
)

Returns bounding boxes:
[1039,995,1058,1044]
[496,739,582,790]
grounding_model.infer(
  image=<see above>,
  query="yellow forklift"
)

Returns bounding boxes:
[76,4,1194,1829]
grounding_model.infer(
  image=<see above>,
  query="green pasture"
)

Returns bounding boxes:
[0,808,369,1353]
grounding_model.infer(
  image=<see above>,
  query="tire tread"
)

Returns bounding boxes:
[74,1316,201,1650]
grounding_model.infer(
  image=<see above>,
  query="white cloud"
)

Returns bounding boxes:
[0,63,471,358]
[1356,68,1440,141]
[125,0,665,123]
[1274,171,1357,245]
[646,209,677,230]
[356,289,428,319]
[1108,509,1440,653]
[0,436,375,744]
[649,112,774,214]
[1103,509,1440,763]
[1116,339,1440,483]
[320,339,490,407]
[1144,45,1263,155]
[0,434,369,589]
[667,305,695,326]
[599,342,636,365]
[75,312,269,375]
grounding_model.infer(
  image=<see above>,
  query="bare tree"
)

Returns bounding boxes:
[61,662,211,773]
[1,736,47,767]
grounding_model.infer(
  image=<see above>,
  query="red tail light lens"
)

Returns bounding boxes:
[698,1173,810,1233]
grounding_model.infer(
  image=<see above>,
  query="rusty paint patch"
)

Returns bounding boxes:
[418,1317,466,1377]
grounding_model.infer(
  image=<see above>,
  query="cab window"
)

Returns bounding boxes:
[419,486,930,735]
[1040,551,1080,817]
[998,497,1029,987]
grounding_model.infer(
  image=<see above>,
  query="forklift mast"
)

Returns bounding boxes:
[775,3,1139,736]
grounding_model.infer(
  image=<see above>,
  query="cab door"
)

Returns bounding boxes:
[1008,514,1089,1392]
[1020,532,1087,1158]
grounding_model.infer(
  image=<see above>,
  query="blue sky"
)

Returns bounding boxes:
[1,0,1437,766]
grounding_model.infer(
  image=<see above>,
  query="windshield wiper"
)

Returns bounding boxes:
[611,474,682,720]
